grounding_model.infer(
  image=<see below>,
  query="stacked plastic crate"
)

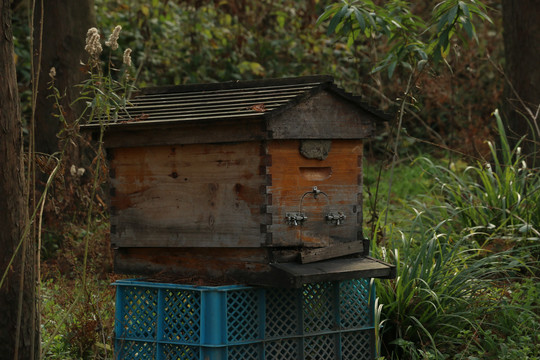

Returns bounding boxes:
[114,279,376,359]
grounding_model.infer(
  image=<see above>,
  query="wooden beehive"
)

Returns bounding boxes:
[83,75,395,287]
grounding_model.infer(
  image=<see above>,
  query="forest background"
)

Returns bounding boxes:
[1,0,539,359]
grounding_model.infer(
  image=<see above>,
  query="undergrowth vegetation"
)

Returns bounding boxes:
[367,112,540,359]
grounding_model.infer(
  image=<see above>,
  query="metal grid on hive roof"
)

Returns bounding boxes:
[82,75,389,129]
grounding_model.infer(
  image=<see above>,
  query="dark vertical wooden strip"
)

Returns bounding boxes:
[106,148,115,161]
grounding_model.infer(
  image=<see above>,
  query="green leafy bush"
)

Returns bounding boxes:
[417,110,540,247]
[372,217,524,358]
[371,110,539,359]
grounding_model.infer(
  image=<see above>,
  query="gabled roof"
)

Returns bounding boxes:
[82,75,389,129]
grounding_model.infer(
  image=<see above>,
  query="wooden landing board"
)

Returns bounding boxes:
[300,241,364,264]
[271,257,395,288]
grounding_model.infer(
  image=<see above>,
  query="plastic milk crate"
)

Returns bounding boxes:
[113,278,377,360]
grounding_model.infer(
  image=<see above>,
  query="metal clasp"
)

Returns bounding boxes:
[286,212,307,226]
[326,212,346,226]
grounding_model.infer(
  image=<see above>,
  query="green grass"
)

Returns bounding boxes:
[41,275,116,360]
[368,113,540,359]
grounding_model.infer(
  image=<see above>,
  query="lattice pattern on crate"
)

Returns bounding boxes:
[115,340,156,359]
[227,289,260,343]
[265,287,298,338]
[341,331,373,360]
[305,334,336,360]
[163,289,201,343]
[114,279,376,360]
[228,343,260,360]
[340,279,371,329]
[302,282,335,334]
[162,343,200,360]
[265,338,299,360]
[118,286,158,339]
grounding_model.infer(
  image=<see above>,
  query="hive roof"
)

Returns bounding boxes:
[83,75,388,129]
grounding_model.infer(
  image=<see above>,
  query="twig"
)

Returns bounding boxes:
[362,82,447,145]
[383,71,415,229]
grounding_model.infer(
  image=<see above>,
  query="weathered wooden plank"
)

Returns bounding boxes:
[299,241,364,264]
[100,118,266,148]
[110,142,265,247]
[114,247,272,284]
[114,248,395,288]
[267,91,375,139]
[271,257,395,287]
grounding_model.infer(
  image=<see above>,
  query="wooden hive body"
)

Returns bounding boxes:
[84,75,395,287]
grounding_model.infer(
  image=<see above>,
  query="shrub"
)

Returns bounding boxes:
[372,216,524,359]
[372,110,540,358]
[417,110,540,246]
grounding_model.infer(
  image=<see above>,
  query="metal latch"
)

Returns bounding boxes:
[326,212,346,226]
[286,212,307,226]
[286,186,346,226]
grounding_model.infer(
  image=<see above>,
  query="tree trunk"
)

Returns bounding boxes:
[502,0,540,159]
[0,0,38,358]
[33,0,96,157]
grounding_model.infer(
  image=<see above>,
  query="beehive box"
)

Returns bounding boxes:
[83,75,395,287]
[114,278,376,360]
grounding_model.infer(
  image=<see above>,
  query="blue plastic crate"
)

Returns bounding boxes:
[114,279,376,360]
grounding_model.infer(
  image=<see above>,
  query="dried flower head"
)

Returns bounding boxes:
[85,27,102,58]
[49,67,56,79]
[123,48,132,67]
[105,25,122,50]
[70,165,85,177]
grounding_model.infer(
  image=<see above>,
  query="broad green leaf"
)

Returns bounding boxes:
[365,12,377,28]
[354,8,366,32]
[388,59,397,78]
[401,61,412,72]
[140,5,150,17]
[436,10,449,32]
[316,5,338,25]
[341,17,353,36]
[275,11,286,29]
[447,5,459,26]
[462,18,474,39]
[459,2,471,19]
[390,19,402,29]
[467,2,493,23]
[327,4,349,35]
